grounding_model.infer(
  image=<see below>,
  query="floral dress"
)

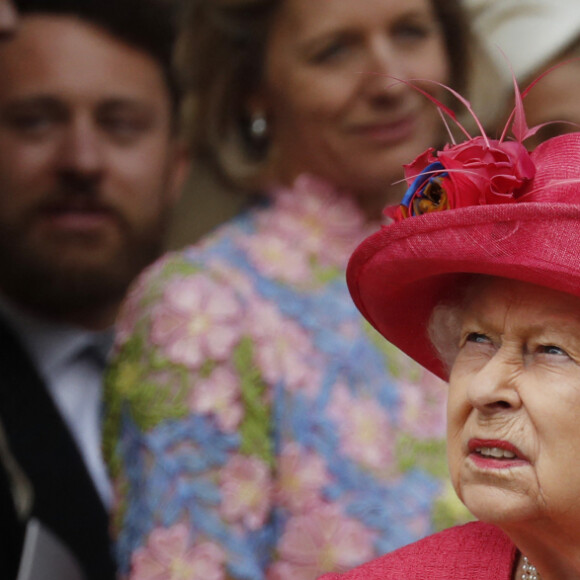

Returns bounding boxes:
[103,175,470,580]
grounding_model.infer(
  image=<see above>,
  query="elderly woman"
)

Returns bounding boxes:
[319,121,580,577]
[103,0,477,578]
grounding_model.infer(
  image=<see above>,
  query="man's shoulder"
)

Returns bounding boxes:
[320,522,516,580]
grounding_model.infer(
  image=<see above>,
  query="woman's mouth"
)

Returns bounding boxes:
[474,446,516,459]
[351,115,416,146]
[468,439,529,470]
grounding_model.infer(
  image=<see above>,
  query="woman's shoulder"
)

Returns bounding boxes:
[129,212,255,289]
[318,522,516,580]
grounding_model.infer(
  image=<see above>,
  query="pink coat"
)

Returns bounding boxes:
[318,522,517,580]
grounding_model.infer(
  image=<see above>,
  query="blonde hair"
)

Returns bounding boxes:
[178,0,472,192]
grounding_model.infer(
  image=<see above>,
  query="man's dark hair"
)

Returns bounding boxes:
[15,0,182,116]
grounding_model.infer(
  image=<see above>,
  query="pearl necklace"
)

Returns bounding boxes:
[521,556,541,580]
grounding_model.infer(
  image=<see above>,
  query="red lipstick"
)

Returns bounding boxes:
[468,439,529,470]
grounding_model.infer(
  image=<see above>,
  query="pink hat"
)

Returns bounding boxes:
[347,131,580,380]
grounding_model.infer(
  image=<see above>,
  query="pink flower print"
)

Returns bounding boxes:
[398,374,447,439]
[220,454,272,530]
[130,524,226,580]
[328,384,394,472]
[248,300,321,395]
[150,274,243,370]
[267,504,375,580]
[189,367,243,432]
[206,258,255,299]
[115,254,173,348]
[276,443,331,514]
[263,175,371,269]
[404,511,432,540]
[115,285,144,349]
[240,230,312,285]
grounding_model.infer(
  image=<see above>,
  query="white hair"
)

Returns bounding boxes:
[427,275,492,374]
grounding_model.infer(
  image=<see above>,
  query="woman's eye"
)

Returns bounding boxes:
[465,332,490,344]
[393,23,430,41]
[312,41,350,64]
[537,344,568,357]
[391,17,437,44]
[459,332,494,354]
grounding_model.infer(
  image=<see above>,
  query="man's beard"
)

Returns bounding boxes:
[0,211,169,323]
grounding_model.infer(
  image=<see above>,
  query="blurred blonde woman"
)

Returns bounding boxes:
[103,0,475,578]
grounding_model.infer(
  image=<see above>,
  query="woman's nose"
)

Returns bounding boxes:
[465,351,523,415]
[362,38,407,99]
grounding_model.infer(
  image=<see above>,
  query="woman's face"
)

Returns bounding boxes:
[258,0,450,215]
[447,277,580,532]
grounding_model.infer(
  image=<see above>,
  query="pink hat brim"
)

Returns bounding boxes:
[347,202,580,380]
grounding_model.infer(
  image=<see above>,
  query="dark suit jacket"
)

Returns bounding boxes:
[0,315,116,580]
[0,452,23,579]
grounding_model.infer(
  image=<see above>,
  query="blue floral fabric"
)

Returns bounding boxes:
[103,175,470,580]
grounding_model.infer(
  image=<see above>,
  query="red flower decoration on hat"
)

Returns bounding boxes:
[386,73,549,222]
[389,137,536,221]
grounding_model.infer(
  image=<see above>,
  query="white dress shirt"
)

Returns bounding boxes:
[0,297,113,508]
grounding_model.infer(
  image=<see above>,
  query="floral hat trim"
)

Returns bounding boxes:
[385,69,566,223]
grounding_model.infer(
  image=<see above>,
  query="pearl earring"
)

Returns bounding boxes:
[250,111,268,140]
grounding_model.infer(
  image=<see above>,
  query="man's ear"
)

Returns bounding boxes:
[166,140,191,206]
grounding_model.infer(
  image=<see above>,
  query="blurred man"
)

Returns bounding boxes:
[0,1,188,577]
[0,5,21,578]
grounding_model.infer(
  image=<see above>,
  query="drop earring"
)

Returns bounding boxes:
[250,111,268,140]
